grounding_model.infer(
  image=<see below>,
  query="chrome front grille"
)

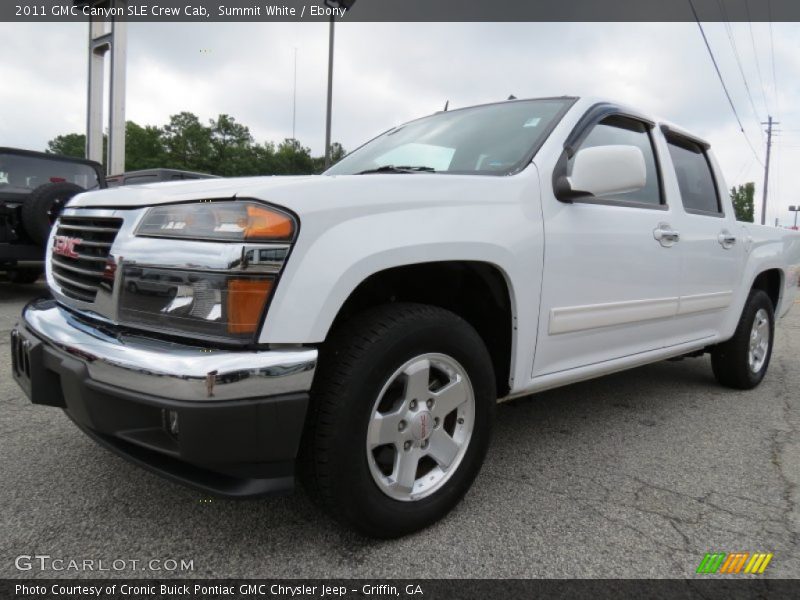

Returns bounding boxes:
[51,216,123,302]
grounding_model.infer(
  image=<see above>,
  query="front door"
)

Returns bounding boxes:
[533,115,688,377]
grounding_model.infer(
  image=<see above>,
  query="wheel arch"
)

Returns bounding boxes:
[325,261,516,397]
[750,268,783,311]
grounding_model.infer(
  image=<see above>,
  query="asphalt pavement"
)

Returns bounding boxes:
[1,276,798,579]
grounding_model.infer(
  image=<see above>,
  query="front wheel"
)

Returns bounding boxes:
[711,289,775,389]
[300,303,496,538]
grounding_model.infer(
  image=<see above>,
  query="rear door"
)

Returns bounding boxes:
[533,112,689,377]
[660,129,744,340]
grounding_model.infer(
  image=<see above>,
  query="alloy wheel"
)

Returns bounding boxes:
[366,353,475,502]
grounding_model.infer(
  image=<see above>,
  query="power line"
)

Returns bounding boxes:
[768,0,779,115]
[688,0,764,166]
[767,0,783,225]
[715,0,763,136]
[734,155,755,181]
[743,0,770,115]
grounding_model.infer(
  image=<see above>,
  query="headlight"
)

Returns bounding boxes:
[119,266,273,342]
[135,201,296,242]
[118,200,296,344]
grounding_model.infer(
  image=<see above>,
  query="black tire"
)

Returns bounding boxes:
[300,302,496,538]
[21,182,84,246]
[7,268,43,284]
[711,289,775,389]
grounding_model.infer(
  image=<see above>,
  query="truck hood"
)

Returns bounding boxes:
[67,175,316,208]
[66,173,530,216]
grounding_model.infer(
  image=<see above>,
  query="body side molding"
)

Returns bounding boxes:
[549,291,734,335]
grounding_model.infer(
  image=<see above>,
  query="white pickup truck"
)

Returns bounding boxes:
[11,97,800,538]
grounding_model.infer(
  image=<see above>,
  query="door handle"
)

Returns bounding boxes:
[653,223,680,247]
[718,230,737,249]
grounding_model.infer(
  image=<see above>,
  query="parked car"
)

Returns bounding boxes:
[106,168,218,187]
[11,97,800,538]
[0,147,105,283]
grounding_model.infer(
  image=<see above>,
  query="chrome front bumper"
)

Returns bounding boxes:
[15,299,317,402]
[11,299,317,496]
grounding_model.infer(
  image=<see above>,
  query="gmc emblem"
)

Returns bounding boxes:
[53,235,82,259]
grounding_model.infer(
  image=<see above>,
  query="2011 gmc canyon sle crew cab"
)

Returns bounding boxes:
[11,97,800,538]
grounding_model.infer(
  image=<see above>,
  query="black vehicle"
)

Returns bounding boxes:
[105,168,218,187]
[0,147,106,283]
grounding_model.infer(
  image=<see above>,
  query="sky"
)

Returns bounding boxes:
[1,21,798,225]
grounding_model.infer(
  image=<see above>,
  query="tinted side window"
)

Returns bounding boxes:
[666,138,721,215]
[124,174,160,185]
[570,116,662,206]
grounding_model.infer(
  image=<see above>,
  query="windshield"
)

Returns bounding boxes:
[326,98,573,176]
[0,152,100,193]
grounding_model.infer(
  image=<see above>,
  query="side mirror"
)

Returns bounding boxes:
[564,145,646,199]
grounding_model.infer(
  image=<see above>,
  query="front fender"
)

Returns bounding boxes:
[259,203,529,344]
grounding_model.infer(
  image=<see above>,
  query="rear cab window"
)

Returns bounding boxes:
[0,152,100,194]
[124,174,161,185]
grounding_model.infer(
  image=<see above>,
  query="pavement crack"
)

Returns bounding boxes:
[769,358,800,548]
[489,471,695,554]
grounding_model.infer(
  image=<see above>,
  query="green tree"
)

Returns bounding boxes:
[125,121,165,171]
[46,133,86,158]
[162,112,213,172]
[209,114,256,176]
[274,138,315,175]
[252,141,278,175]
[330,142,347,163]
[47,133,108,170]
[312,142,348,172]
[731,182,755,223]
[46,114,344,177]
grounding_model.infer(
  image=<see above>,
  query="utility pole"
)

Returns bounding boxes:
[324,16,335,169]
[322,0,356,169]
[292,47,297,140]
[760,116,780,225]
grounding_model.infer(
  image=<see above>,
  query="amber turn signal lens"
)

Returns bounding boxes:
[227,278,274,334]
[245,205,294,240]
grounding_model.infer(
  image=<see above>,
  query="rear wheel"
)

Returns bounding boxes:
[711,289,775,389]
[300,303,496,538]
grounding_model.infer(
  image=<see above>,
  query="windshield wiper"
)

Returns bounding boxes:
[356,165,436,175]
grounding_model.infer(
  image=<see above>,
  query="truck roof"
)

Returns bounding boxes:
[0,147,104,170]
